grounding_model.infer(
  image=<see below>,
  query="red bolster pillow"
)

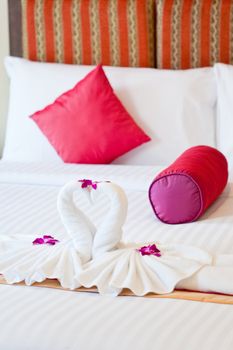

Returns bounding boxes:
[149,146,228,224]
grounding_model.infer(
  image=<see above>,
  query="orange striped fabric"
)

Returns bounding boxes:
[21,0,155,67]
[156,0,233,69]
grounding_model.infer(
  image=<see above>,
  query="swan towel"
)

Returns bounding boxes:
[0,179,213,295]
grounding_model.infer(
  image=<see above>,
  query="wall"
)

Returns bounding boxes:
[0,0,9,156]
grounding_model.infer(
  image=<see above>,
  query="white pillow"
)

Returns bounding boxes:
[3,57,217,165]
[214,63,233,168]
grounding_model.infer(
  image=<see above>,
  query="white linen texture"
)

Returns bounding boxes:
[1,162,233,350]
[214,63,233,169]
[0,178,228,297]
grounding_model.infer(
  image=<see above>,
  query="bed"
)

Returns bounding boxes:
[2,0,233,349]
[0,161,233,349]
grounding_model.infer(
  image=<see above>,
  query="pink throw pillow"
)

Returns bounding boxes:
[30,65,150,164]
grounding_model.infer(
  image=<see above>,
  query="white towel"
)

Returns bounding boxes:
[177,254,233,295]
[76,181,212,296]
[79,243,212,296]
[0,179,225,295]
[91,182,128,257]
[0,180,97,289]
[0,235,82,289]
[57,180,96,263]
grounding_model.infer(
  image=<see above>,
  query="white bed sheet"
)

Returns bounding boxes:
[1,161,233,254]
[0,161,233,350]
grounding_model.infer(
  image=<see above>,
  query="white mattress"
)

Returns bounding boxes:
[0,161,233,350]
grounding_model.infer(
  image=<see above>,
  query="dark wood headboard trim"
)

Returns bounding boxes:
[8,0,22,57]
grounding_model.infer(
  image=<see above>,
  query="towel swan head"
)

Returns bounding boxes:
[57,180,128,263]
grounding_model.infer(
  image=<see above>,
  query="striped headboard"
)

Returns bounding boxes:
[8,0,233,69]
[8,0,155,67]
[156,0,233,69]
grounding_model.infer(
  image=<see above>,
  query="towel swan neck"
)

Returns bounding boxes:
[57,180,128,259]
[92,182,128,258]
[57,180,96,263]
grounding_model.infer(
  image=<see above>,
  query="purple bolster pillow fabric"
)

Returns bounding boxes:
[149,146,228,224]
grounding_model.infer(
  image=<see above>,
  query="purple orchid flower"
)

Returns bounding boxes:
[32,238,44,245]
[137,244,161,257]
[33,235,59,246]
[78,179,98,190]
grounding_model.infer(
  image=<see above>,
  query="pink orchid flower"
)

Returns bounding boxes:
[137,244,161,257]
[78,179,98,190]
[33,235,59,246]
